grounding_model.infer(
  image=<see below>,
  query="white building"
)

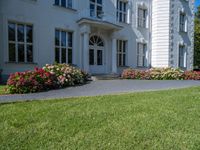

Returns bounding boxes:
[0,0,195,80]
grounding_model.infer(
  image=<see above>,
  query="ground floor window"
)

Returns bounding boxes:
[117,40,127,67]
[55,29,73,64]
[179,45,187,68]
[8,22,33,63]
[137,43,147,67]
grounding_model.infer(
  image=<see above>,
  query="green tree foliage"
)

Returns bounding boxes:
[194,6,200,68]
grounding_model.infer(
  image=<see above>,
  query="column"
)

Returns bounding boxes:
[112,38,117,73]
[83,32,89,72]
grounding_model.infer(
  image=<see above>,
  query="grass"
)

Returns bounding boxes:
[1,87,200,149]
[0,85,7,95]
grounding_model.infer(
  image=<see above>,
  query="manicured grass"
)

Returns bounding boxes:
[0,85,7,95]
[1,87,200,149]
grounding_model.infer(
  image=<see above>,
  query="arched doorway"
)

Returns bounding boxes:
[89,35,105,74]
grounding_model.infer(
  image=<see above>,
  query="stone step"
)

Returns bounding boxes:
[91,74,120,81]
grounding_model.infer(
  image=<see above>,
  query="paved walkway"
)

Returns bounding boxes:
[0,80,200,103]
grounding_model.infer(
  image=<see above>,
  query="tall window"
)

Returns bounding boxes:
[117,40,126,67]
[179,45,187,68]
[8,22,33,63]
[137,43,147,67]
[55,0,73,8]
[90,0,103,19]
[138,8,147,28]
[55,29,73,64]
[117,0,127,23]
[180,13,187,32]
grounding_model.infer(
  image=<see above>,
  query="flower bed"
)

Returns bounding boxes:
[122,68,200,80]
[7,64,89,94]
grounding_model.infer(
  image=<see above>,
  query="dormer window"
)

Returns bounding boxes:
[117,0,127,23]
[55,0,73,9]
[90,0,103,19]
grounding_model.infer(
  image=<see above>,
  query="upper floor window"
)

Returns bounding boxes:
[55,29,73,64]
[117,0,127,23]
[179,13,187,32]
[179,45,187,68]
[8,22,33,63]
[55,0,73,8]
[138,8,147,28]
[117,40,127,67]
[137,43,147,67]
[90,0,103,19]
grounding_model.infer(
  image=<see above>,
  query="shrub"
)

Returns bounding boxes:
[43,64,89,87]
[121,69,150,80]
[149,68,183,80]
[7,68,58,94]
[122,68,184,80]
[183,71,200,80]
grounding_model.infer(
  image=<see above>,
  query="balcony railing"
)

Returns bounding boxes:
[78,9,117,25]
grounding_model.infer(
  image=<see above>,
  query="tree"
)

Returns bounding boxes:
[194,6,200,68]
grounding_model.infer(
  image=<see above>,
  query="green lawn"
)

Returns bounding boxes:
[1,87,200,150]
[0,85,7,95]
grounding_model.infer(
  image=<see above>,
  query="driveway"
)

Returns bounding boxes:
[0,80,200,103]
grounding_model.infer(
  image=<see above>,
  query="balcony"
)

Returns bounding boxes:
[77,9,122,31]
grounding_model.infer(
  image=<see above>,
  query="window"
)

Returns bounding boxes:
[180,13,187,32]
[138,8,147,28]
[8,22,33,63]
[55,0,73,8]
[55,29,73,64]
[117,0,127,23]
[179,45,187,68]
[137,43,147,67]
[90,0,103,19]
[117,40,126,67]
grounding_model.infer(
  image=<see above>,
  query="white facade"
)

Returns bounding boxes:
[0,0,195,79]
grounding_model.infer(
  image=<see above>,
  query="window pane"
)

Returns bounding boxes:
[97,50,103,65]
[62,48,66,63]
[55,48,60,63]
[61,0,66,7]
[90,4,95,17]
[17,24,24,42]
[68,49,72,64]
[27,45,33,62]
[89,49,94,65]
[61,31,66,47]
[97,0,102,5]
[55,0,59,5]
[119,54,122,66]
[26,25,33,43]
[67,0,72,8]
[55,30,60,46]
[9,43,16,62]
[18,44,25,62]
[123,54,126,66]
[68,32,73,47]
[8,23,15,41]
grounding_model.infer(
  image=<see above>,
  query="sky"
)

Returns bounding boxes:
[196,0,200,8]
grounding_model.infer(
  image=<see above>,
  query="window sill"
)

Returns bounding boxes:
[5,62,38,65]
[53,5,77,12]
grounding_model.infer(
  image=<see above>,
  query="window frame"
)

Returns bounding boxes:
[138,8,147,28]
[8,21,34,63]
[137,43,147,67]
[116,0,128,23]
[55,29,73,64]
[179,12,187,33]
[90,0,103,19]
[117,40,127,67]
[178,45,187,68]
[54,0,73,9]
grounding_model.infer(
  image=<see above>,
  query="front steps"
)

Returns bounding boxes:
[91,74,120,81]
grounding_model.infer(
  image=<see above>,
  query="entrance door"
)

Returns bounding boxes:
[89,35,105,74]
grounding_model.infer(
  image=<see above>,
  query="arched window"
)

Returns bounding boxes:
[89,35,104,47]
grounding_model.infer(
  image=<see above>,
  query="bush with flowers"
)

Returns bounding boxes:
[121,67,200,80]
[7,68,58,94]
[43,64,89,87]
